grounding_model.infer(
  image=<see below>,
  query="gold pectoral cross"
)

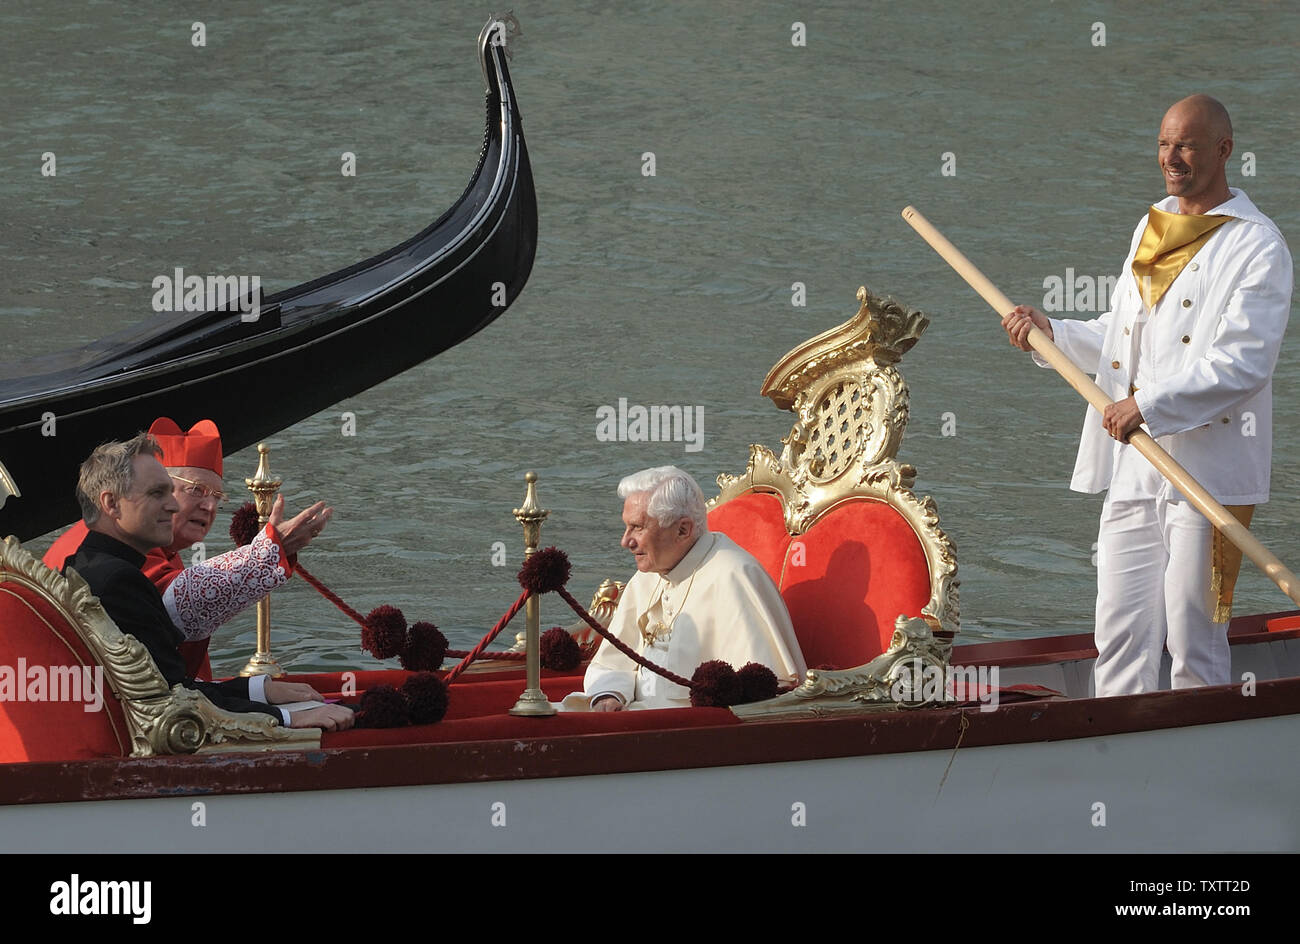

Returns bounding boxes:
[640,619,673,646]
[638,560,702,648]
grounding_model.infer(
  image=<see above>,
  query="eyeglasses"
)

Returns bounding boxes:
[171,474,228,505]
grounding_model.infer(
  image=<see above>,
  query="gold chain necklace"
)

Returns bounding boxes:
[640,535,714,646]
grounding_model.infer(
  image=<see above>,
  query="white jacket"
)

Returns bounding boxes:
[1039,189,1293,505]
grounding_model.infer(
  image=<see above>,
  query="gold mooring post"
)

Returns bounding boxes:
[240,443,284,678]
[509,471,556,716]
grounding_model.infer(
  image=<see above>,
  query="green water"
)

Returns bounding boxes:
[3,1,1297,675]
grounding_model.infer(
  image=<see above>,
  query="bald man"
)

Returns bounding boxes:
[1002,95,1292,696]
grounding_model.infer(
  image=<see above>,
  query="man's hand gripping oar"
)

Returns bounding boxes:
[900,204,1300,608]
[1003,305,1148,443]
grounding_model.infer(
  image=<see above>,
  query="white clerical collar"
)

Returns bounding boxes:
[1155,188,1272,231]
[663,531,715,587]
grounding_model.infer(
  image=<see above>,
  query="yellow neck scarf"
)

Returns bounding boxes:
[1131,206,1232,308]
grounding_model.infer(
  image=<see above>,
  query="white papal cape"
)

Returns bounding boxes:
[561,532,807,710]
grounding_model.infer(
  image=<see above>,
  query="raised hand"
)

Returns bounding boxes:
[268,495,333,556]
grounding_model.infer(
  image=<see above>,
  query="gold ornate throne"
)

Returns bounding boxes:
[0,536,317,761]
[705,287,959,713]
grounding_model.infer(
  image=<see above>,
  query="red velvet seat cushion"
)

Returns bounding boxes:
[0,583,130,762]
[289,669,740,748]
[282,668,588,720]
[779,499,932,667]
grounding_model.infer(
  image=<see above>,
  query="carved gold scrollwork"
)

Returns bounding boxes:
[1,536,318,755]
[161,711,206,755]
[708,286,962,718]
[131,690,207,756]
[731,617,953,720]
[571,579,623,653]
[709,286,958,638]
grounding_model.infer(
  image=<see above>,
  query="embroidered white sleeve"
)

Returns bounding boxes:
[161,529,290,641]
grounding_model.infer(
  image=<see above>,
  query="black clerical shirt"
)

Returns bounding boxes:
[67,530,281,721]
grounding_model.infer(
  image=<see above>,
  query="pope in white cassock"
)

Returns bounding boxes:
[562,466,807,711]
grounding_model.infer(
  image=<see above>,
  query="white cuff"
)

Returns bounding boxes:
[1030,319,1063,369]
[248,674,269,702]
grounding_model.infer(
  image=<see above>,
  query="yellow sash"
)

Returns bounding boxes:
[1211,505,1255,624]
[1131,206,1232,308]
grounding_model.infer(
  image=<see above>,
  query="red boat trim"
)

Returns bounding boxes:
[951,610,1300,669]
[1,674,1296,807]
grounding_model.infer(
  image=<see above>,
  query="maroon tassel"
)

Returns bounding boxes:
[518,546,572,594]
[362,605,407,660]
[690,660,742,708]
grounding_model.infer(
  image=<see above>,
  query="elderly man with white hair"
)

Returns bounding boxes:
[568,466,806,711]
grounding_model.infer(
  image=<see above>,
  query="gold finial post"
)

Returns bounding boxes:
[240,443,284,678]
[509,471,556,716]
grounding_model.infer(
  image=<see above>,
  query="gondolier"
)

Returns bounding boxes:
[1002,94,1293,695]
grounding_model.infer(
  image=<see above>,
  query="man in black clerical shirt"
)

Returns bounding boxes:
[65,433,354,731]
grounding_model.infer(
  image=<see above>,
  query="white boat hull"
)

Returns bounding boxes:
[3,711,1294,853]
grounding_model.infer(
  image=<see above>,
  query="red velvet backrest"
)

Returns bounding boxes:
[779,499,931,668]
[709,491,932,670]
[706,492,790,586]
[0,582,131,762]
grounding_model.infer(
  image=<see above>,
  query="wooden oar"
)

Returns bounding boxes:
[901,204,1300,608]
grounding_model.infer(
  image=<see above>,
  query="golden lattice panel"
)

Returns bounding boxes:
[711,285,958,641]
[808,380,868,482]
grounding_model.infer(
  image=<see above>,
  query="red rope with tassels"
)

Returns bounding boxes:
[228,503,773,717]
[273,523,686,684]
[447,648,525,660]
[295,562,367,626]
[295,561,524,660]
[233,505,527,668]
[555,586,695,690]
[302,558,694,688]
[442,589,530,685]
